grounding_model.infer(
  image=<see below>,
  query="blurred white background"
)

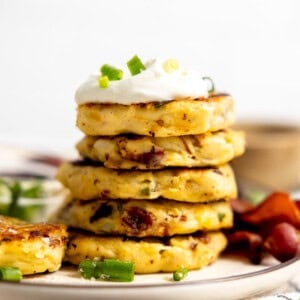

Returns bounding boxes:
[0,0,299,154]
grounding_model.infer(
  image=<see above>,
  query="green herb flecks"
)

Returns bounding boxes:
[217,212,226,222]
[141,187,151,196]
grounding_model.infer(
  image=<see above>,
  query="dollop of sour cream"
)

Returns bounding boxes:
[75,59,212,105]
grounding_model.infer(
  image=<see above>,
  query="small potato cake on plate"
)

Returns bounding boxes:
[0,215,67,275]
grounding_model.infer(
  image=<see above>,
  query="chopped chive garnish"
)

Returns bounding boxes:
[127,55,146,75]
[79,259,98,279]
[79,259,135,282]
[173,267,188,281]
[98,259,134,282]
[0,266,22,282]
[202,77,215,94]
[100,64,123,81]
[98,75,110,89]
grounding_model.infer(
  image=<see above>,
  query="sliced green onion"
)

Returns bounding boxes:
[162,58,180,73]
[0,266,22,282]
[173,267,188,281]
[79,259,98,279]
[98,75,110,89]
[79,259,135,282]
[100,64,123,81]
[127,55,146,75]
[202,77,215,94]
[97,259,134,282]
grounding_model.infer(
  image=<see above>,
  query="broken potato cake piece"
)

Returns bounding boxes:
[0,215,67,275]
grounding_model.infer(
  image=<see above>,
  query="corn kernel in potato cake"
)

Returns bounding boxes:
[56,163,237,203]
[53,198,232,237]
[0,215,67,275]
[65,230,227,273]
[77,94,235,137]
[77,129,245,170]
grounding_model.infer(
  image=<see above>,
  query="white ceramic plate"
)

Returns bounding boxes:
[1,255,299,300]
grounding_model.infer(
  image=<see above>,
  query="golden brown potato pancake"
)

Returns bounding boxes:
[65,230,227,273]
[76,94,235,137]
[56,163,237,203]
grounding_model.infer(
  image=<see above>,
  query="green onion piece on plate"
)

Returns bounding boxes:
[202,76,215,94]
[98,75,110,89]
[79,259,98,279]
[100,64,123,81]
[127,55,146,75]
[97,259,135,282]
[0,266,22,282]
[173,267,188,281]
[79,259,135,282]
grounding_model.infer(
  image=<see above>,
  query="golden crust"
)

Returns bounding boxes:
[0,215,67,275]
[65,230,227,273]
[53,198,232,237]
[76,94,235,137]
[76,129,245,169]
[56,163,237,203]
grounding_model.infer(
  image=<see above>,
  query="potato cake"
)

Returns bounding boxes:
[56,163,237,203]
[0,215,67,275]
[76,129,245,169]
[65,230,227,273]
[77,94,235,137]
[53,198,232,237]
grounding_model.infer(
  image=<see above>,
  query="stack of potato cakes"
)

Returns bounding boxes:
[55,93,245,273]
